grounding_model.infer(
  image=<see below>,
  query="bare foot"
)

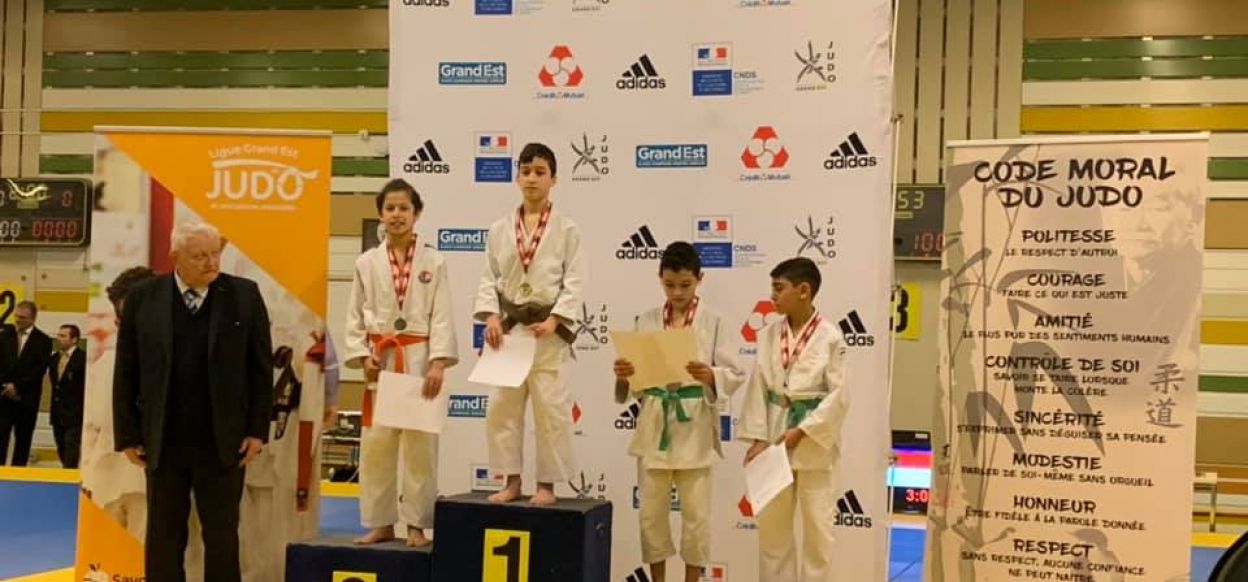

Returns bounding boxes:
[354,525,396,545]
[489,487,521,503]
[649,561,666,582]
[530,484,557,506]
[488,475,522,503]
[406,529,432,548]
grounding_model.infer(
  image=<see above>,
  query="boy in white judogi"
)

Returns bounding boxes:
[739,258,849,582]
[613,242,745,582]
[82,267,157,539]
[475,143,587,506]
[83,347,148,535]
[345,179,459,547]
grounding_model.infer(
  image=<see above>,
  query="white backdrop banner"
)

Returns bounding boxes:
[390,1,895,579]
[928,135,1208,582]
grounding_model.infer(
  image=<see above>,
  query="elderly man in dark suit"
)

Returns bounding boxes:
[0,301,53,466]
[49,323,87,468]
[114,221,273,582]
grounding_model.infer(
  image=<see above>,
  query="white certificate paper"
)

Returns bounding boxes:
[373,370,450,434]
[468,334,536,388]
[744,444,795,514]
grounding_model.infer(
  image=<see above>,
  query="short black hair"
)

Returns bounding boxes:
[59,324,81,340]
[518,143,557,177]
[770,257,822,296]
[106,266,156,309]
[659,241,701,276]
[375,178,424,214]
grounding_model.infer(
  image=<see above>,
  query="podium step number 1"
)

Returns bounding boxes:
[333,573,377,582]
[483,529,531,582]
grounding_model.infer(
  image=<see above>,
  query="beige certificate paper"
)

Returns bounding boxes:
[610,327,698,391]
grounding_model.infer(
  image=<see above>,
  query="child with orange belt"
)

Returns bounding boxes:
[344,178,459,547]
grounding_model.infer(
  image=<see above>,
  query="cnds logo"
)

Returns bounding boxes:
[207,159,319,202]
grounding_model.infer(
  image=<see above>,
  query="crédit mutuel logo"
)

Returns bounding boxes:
[740,125,790,182]
[537,45,586,100]
[207,144,318,212]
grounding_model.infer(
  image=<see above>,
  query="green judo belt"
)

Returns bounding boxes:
[641,385,704,451]
[767,391,823,430]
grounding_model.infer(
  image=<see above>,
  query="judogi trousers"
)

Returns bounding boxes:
[359,426,438,529]
[486,335,574,483]
[103,492,148,540]
[756,469,837,582]
[638,467,711,567]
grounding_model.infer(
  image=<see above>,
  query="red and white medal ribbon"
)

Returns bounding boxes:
[514,202,552,272]
[387,237,417,310]
[781,312,822,372]
[663,296,699,330]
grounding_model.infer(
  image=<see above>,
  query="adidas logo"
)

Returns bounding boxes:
[615,402,640,430]
[626,567,652,582]
[824,132,877,170]
[616,225,663,260]
[834,489,874,528]
[617,55,666,90]
[404,139,451,174]
[838,310,875,347]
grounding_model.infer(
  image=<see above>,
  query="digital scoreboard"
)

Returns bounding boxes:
[890,429,932,514]
[0,179,92,248]
[894,185,944,260]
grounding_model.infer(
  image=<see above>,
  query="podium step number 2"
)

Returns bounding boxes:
[483,529,531,582]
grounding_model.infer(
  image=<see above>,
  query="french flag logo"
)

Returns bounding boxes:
[696,217,731,241]
[476,132,511,156]
[479,134,508,148]
[695,43,731,68]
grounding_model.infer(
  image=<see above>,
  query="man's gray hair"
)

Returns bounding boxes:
[170,221,221,251]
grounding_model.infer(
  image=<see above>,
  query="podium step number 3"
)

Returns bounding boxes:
[483,529,531,582]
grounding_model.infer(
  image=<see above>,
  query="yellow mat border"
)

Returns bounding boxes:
[0,467,361,497]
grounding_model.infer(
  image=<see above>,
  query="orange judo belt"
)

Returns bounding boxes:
[361,333,427,428]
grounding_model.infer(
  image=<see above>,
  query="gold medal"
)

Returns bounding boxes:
[395,317,407,331]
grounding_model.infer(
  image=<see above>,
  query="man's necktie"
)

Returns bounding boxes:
[184,289,201,314]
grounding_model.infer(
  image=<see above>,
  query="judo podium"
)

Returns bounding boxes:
[90,142,850,582]
[286,494,613,582]
[287,151,847,582]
